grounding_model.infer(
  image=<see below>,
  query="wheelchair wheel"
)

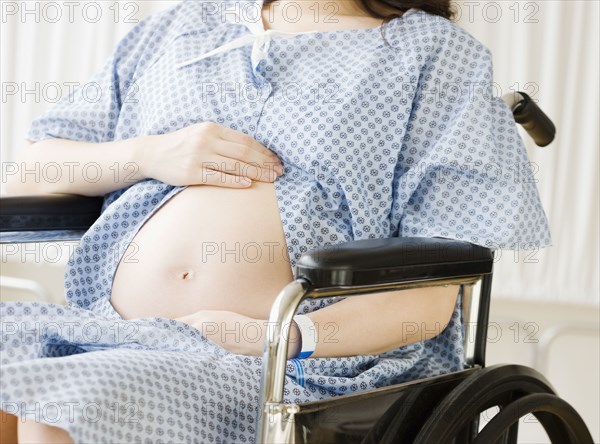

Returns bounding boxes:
[472,393,594,444]
[360,369,480,444]
[360,385,450,444]
[414,364,594,444]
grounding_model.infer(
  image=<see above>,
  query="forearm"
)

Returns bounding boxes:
[305,285,460,357]
[3,136,156,197]
[181,285,460,359]
[175,310,301,359]
[3,122,284,196]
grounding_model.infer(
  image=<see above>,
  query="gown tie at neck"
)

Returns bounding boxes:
[176,4,319,71]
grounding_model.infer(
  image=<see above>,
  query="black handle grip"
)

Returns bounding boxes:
[512,91,556,147]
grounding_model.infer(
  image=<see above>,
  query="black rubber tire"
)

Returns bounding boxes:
[472,393,594,444]
[414,365,558,444]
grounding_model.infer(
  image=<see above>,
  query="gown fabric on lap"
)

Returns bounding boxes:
[0,0,551,442]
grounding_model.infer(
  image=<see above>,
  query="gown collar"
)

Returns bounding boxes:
[176,1,419,71]
[176,0,319,70]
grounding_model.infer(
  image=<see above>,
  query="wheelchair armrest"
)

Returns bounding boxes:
[295,237,493,288]
[259,237,494,430]
[0,194,103,242]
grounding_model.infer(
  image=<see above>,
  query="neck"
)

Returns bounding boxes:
[261,0,387,32]
[262,0,369,17]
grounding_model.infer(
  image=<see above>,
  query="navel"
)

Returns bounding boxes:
[174,269,195,280]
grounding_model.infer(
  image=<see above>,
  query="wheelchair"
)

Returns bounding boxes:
[0,92,594,443]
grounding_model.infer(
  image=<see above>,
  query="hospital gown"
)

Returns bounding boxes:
[0,0,552,442]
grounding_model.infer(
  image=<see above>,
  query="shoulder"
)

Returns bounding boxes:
[152,0,243,34]
[383,10,492,64]
[112,0,231,71]
[124,0,230,44]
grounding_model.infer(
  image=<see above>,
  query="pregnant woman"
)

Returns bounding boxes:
[1,0,551,442]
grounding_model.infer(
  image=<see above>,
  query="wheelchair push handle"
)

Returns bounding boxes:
[504,91,556,147]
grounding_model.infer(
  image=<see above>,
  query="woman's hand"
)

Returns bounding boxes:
[140,122,285,188]
[175,310,263,355]
[175,310,300,357]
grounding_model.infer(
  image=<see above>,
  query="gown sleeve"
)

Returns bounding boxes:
[24,6,180,144]
[389,28,552,250]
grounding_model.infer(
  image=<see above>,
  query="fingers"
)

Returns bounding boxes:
[196,169,254,189]
[216,125,274,155]
[215,126,283,166]
[210,142,282,181]
[183,122,284,187]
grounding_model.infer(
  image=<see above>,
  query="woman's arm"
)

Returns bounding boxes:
[175,284,460,358]
[304,284,460,357]
[4,137,149,196]
[3,122,284,197]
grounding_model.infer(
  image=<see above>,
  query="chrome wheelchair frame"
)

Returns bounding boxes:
[0,92,593,443]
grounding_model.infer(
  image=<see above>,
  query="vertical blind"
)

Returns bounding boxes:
[1,1,598,304]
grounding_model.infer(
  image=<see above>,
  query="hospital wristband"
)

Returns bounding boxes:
[293,315,317,359]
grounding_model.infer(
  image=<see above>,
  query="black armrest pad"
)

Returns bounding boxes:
[295,237,493,287]
[0,195,104,232]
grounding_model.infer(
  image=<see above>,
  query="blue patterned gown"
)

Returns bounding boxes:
[1,0,552,442]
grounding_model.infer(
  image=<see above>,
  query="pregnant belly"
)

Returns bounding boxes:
[110,181,294,320]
